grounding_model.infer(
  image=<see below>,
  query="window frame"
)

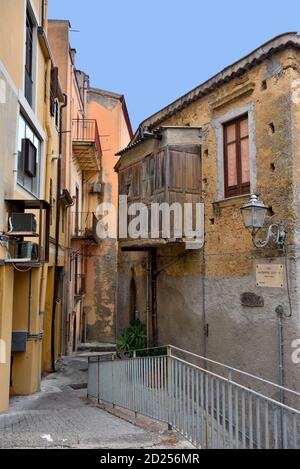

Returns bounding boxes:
[223,114,250,199]
[25,9,34,107]
[17,114,41,197]
[23,138,37,178]
[41,0,45,29]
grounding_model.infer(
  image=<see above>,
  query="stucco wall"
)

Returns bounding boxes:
[84,91,131,344]
[0,65,18,234]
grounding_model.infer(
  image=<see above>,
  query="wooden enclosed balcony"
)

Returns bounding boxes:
[116,127,204,251]
[72,119,102,172]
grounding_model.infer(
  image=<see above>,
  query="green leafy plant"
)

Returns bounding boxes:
[117,320,147,356]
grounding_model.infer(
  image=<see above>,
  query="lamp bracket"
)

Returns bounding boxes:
[252,221,286,250]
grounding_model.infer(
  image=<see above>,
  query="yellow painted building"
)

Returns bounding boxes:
[0,0,65,412]
[47,20,96,355]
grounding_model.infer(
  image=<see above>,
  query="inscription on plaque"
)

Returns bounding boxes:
[256,264,284,289]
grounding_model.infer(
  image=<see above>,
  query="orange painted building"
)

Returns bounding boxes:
[48,20,132,348]
[83,89,132,343]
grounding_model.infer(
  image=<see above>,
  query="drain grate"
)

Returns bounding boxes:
[69,383,88,390]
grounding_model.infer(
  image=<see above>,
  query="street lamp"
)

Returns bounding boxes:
[241,195,286,249]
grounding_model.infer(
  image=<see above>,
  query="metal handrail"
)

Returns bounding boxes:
[169,345,300,399]
[88,345,300,449]
[72,118,102,168]
[172,355,300,415]
[104,344,300,399]
[72,211,98,240]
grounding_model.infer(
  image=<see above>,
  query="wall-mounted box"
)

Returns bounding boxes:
[11,331,28,353]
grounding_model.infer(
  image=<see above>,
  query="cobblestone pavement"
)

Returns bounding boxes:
[0,357,192,449]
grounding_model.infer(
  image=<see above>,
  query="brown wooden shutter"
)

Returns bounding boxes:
[168,145,202,194]
[22,138,37,178]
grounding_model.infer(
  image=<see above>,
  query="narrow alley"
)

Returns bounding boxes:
[1,0,300,452]
[0,356,192,449]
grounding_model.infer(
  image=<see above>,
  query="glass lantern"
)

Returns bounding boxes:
[241,195,268,231]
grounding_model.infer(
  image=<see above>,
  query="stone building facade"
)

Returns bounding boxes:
[116,33,300,396]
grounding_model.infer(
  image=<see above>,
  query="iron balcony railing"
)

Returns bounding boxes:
[75,273,86,297]
[72,118,102,167]
[87,346,300,449]
[72,212,98,241]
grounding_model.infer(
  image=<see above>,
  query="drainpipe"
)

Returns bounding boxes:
[28,270,32,335]
[51,93,68,372]
[275,304,285,449]
[201,245,207,360]
[146,252,152,347]
[39,60,52,328]
[151,249,158,346]
[276,305,285,402]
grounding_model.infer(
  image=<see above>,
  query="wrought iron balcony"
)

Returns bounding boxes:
[72,119,102,171]
[75,273,86,299]
[71,212,99,243]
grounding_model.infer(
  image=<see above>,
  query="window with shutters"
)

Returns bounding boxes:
[154,150,166,191]
[142,155,155,199]
[17,114,41,196]
[223,115,250,198]
[50,68,58,118]
[131,165,141,198]
[119,164,141,201]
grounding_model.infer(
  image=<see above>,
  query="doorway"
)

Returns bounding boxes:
[129,277,138,324]
[73,315,77,353]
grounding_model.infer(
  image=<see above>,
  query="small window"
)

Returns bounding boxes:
[25,10,34,106]
[22,138,37,177]
[223,115,250,198]
[50,68,58,118]
[55,100,60,129]
[17,115,41,195]
[41,0,45,28]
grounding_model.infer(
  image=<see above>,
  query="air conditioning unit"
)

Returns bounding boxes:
[7,240,39,262]
[17,241,39,261]
[91,183,102,194]
[9,213,37,233]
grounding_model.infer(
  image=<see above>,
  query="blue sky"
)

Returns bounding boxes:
[49,0,300,132]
